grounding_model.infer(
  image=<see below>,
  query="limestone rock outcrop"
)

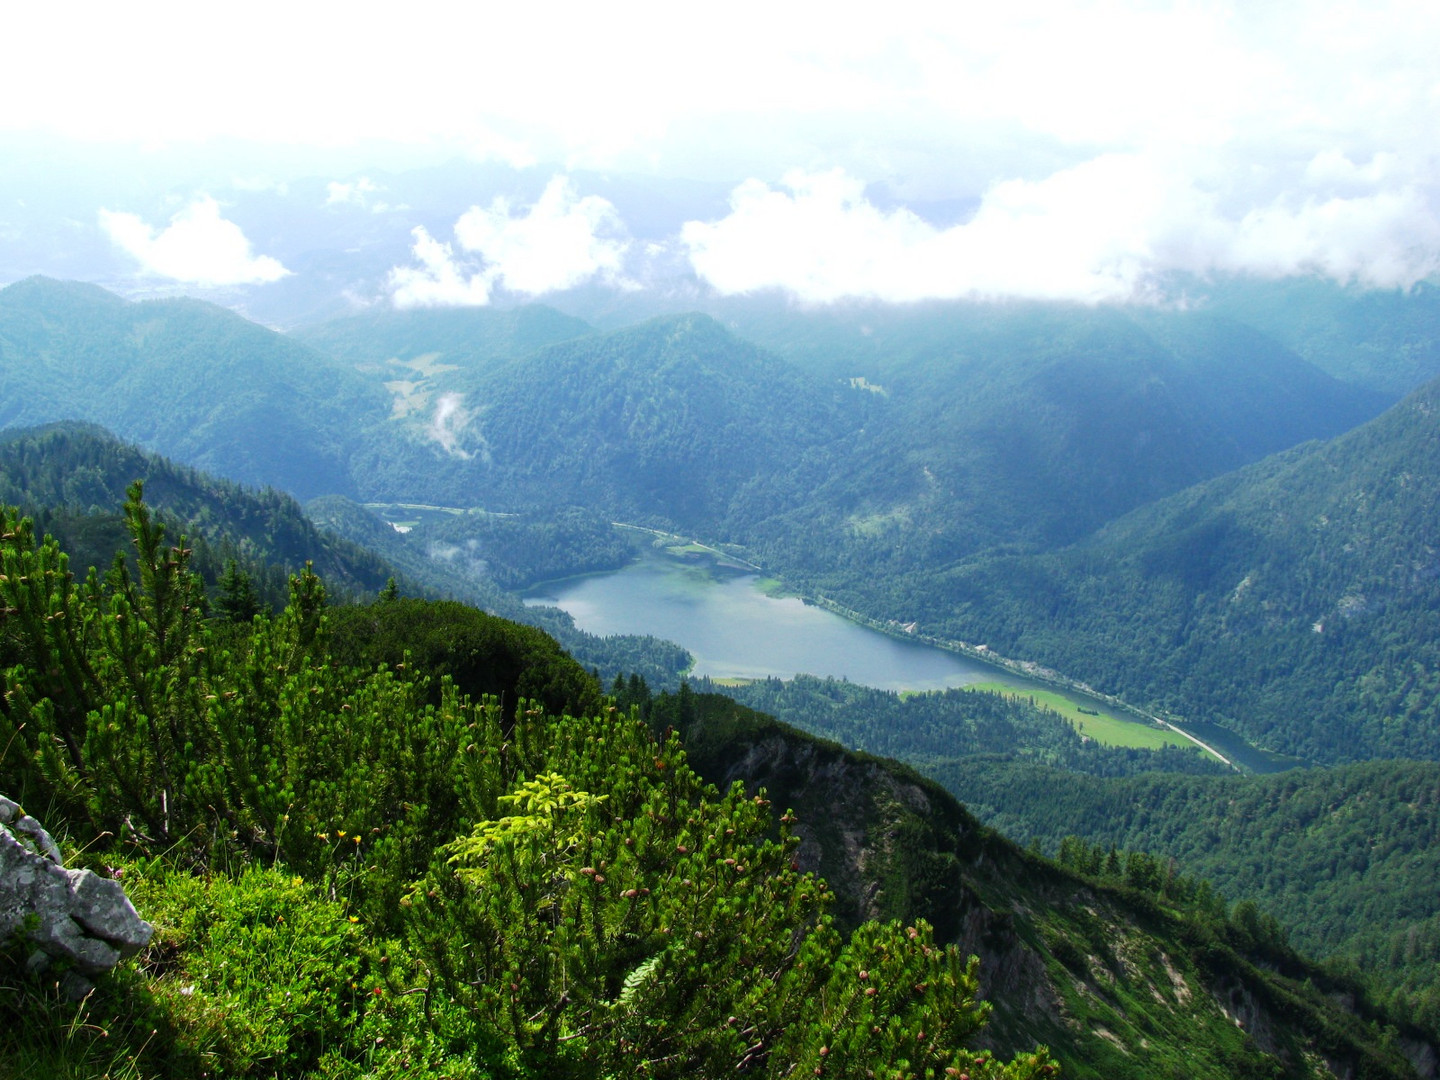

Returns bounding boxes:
[0,795,154,992]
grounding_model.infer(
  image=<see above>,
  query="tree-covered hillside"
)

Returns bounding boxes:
[346,312,864,525]
[0,423,693,689]
[314,300,1389,582]
[1200,276,1440,397]
[2,491,1428,1079]
[0,422,396,607]
[883,372,1440,764]
[940,758,1440,1035]
[0,277,388,498]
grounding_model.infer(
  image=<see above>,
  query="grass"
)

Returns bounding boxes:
[962,682,1191,751]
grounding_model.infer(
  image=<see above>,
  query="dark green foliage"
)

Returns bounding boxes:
[714,674,1224,778]
[0,422,399,609]
[326,596,604,722]
[943,757,1440,1025]
[410,709,1030,1078]
[1,493,1054,1080]
[894,374,1440,764]
[404,506,633,589]
[217,559,262,623]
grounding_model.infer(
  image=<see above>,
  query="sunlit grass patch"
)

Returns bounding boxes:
[963,682,1190,750]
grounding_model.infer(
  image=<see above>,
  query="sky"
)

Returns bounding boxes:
[4,1,1440,306]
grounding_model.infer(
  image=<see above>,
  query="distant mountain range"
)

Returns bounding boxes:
[3,274,1435,768]
[909,369,1440,763]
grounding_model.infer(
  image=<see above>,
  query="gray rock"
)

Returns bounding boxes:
[0,796,154,993]
[0,794,65,865]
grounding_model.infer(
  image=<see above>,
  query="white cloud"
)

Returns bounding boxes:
[12,3,1440,301]
[682,158,1440,304]
[387,176,629,307]
[326,176,387,210]
[98,197,290,285]
[426,392,487,460]
[388,227,494,308]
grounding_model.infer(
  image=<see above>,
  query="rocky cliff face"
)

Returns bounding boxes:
[1,795,154,997]
[673,692,1435,1080]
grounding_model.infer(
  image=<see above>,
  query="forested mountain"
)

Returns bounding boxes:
[655,689,1434,1080]
[2,494,1430,1078]
[293,303,594,372]
[729,304,1390,581]
[320,302,1388,572]
[0,277,386,498]
[710,675,1440,1033]
[705,281,1440,402]
[0,279,1392,586]
[1200,277,1440,397]
[941,758,1440,1034]
[880,372,1440,764]
[343,312,863,522]
[0,422,396,607]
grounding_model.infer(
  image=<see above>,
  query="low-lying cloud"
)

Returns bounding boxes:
[99,197,290,285]
[427,392,481,459]
[388,176,629,307]
[682,157,1440,304]
[325,176,386,209]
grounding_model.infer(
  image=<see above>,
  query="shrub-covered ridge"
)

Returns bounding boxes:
[0,487,1052,1079]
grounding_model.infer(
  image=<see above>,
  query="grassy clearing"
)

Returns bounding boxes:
[753,577,797,597]
[963,682,1190,751]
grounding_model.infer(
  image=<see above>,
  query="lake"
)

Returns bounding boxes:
[524,545,1272,769]
[525,548,1024,693]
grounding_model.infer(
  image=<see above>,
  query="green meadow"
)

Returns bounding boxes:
[963,682,1191,751]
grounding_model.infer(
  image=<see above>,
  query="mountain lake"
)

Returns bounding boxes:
[525,544,1000,692]
[521,538,1284,769]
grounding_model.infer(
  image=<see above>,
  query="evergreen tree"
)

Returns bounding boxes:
[216,558,262,622]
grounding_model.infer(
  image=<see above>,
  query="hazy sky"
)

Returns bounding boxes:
[5,1,1440,304]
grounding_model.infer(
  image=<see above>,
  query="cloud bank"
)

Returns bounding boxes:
[99,197,290,285]
[388,177,629,307]
[682,157,1440,304]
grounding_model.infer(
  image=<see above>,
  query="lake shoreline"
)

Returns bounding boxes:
[526,532,1254,767]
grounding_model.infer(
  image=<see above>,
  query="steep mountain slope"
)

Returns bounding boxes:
[906,372,1440,763]
[655,689,1432,1080]
[0,277,388,498]
[0,422,395,604]
[938,757,1440,1029]
[714,300,1393,570]
[343,312,864,523]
